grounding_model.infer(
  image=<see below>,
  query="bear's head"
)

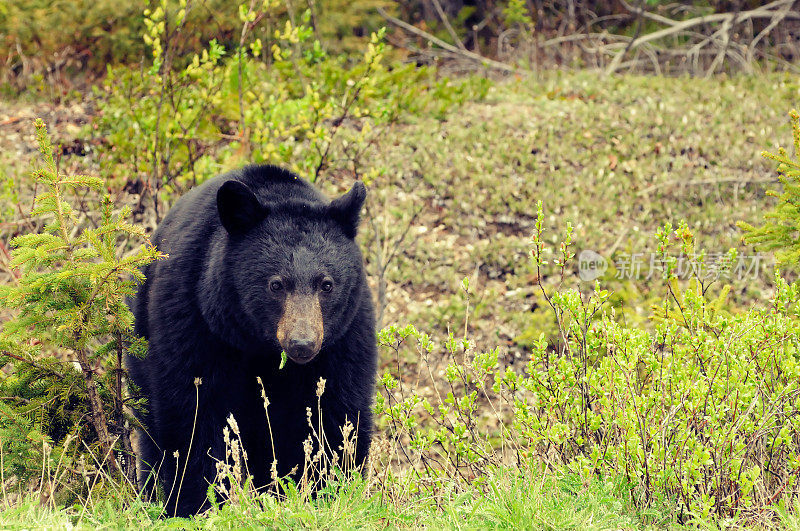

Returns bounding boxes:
[212,179,367,365]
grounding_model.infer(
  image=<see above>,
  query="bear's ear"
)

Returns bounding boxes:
[328,181,366,238]
[217,180,267,235]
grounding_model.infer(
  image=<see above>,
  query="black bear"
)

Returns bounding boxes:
[127,165,377,517]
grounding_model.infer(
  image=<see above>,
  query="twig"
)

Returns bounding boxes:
[746,0,796,64]
[705,1,742,77]
[541,32,629,48]
[609,0,646,78]
[377,7,518,73]
[0,396,30,405]
[430,0,467,51]
[0,240,20,280]
[312,52,377,181]
[75,346,120,475]
[149,0,193,224]
[636,176,776,196]
[237,0,266,137]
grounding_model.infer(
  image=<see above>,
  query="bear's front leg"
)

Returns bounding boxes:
[147,373,236,518]
[159,414,229,518]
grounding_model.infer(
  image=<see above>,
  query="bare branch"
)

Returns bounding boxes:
[430,0,467,52]
[377,7,519,74]
[747,0,796,64]
[606,0,800,75]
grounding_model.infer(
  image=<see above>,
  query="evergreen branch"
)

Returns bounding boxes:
[0,396,30,405]
[1,350,68,380]
[740,109,800,265]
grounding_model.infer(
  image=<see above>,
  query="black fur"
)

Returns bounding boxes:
[127,165,377,517]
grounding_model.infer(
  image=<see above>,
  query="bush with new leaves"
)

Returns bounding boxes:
[377,204,800,523]
[93,0,489,219]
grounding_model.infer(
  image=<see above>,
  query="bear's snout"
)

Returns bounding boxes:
[287,337,317,362]
[276,293,324,364]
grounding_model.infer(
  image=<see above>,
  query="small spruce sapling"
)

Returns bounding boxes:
[0,119,163,485]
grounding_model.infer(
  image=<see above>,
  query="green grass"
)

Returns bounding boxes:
[0,471,674,529]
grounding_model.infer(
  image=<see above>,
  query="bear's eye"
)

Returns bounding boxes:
[320,279,333,293]
[269,279,283,292]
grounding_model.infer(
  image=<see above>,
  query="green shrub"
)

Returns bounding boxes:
[377,208,800,523]
[93,0,489,218]
[0,0,146,76]
[0,0,389,86]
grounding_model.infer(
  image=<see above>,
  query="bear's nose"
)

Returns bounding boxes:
[287,337,317,362]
